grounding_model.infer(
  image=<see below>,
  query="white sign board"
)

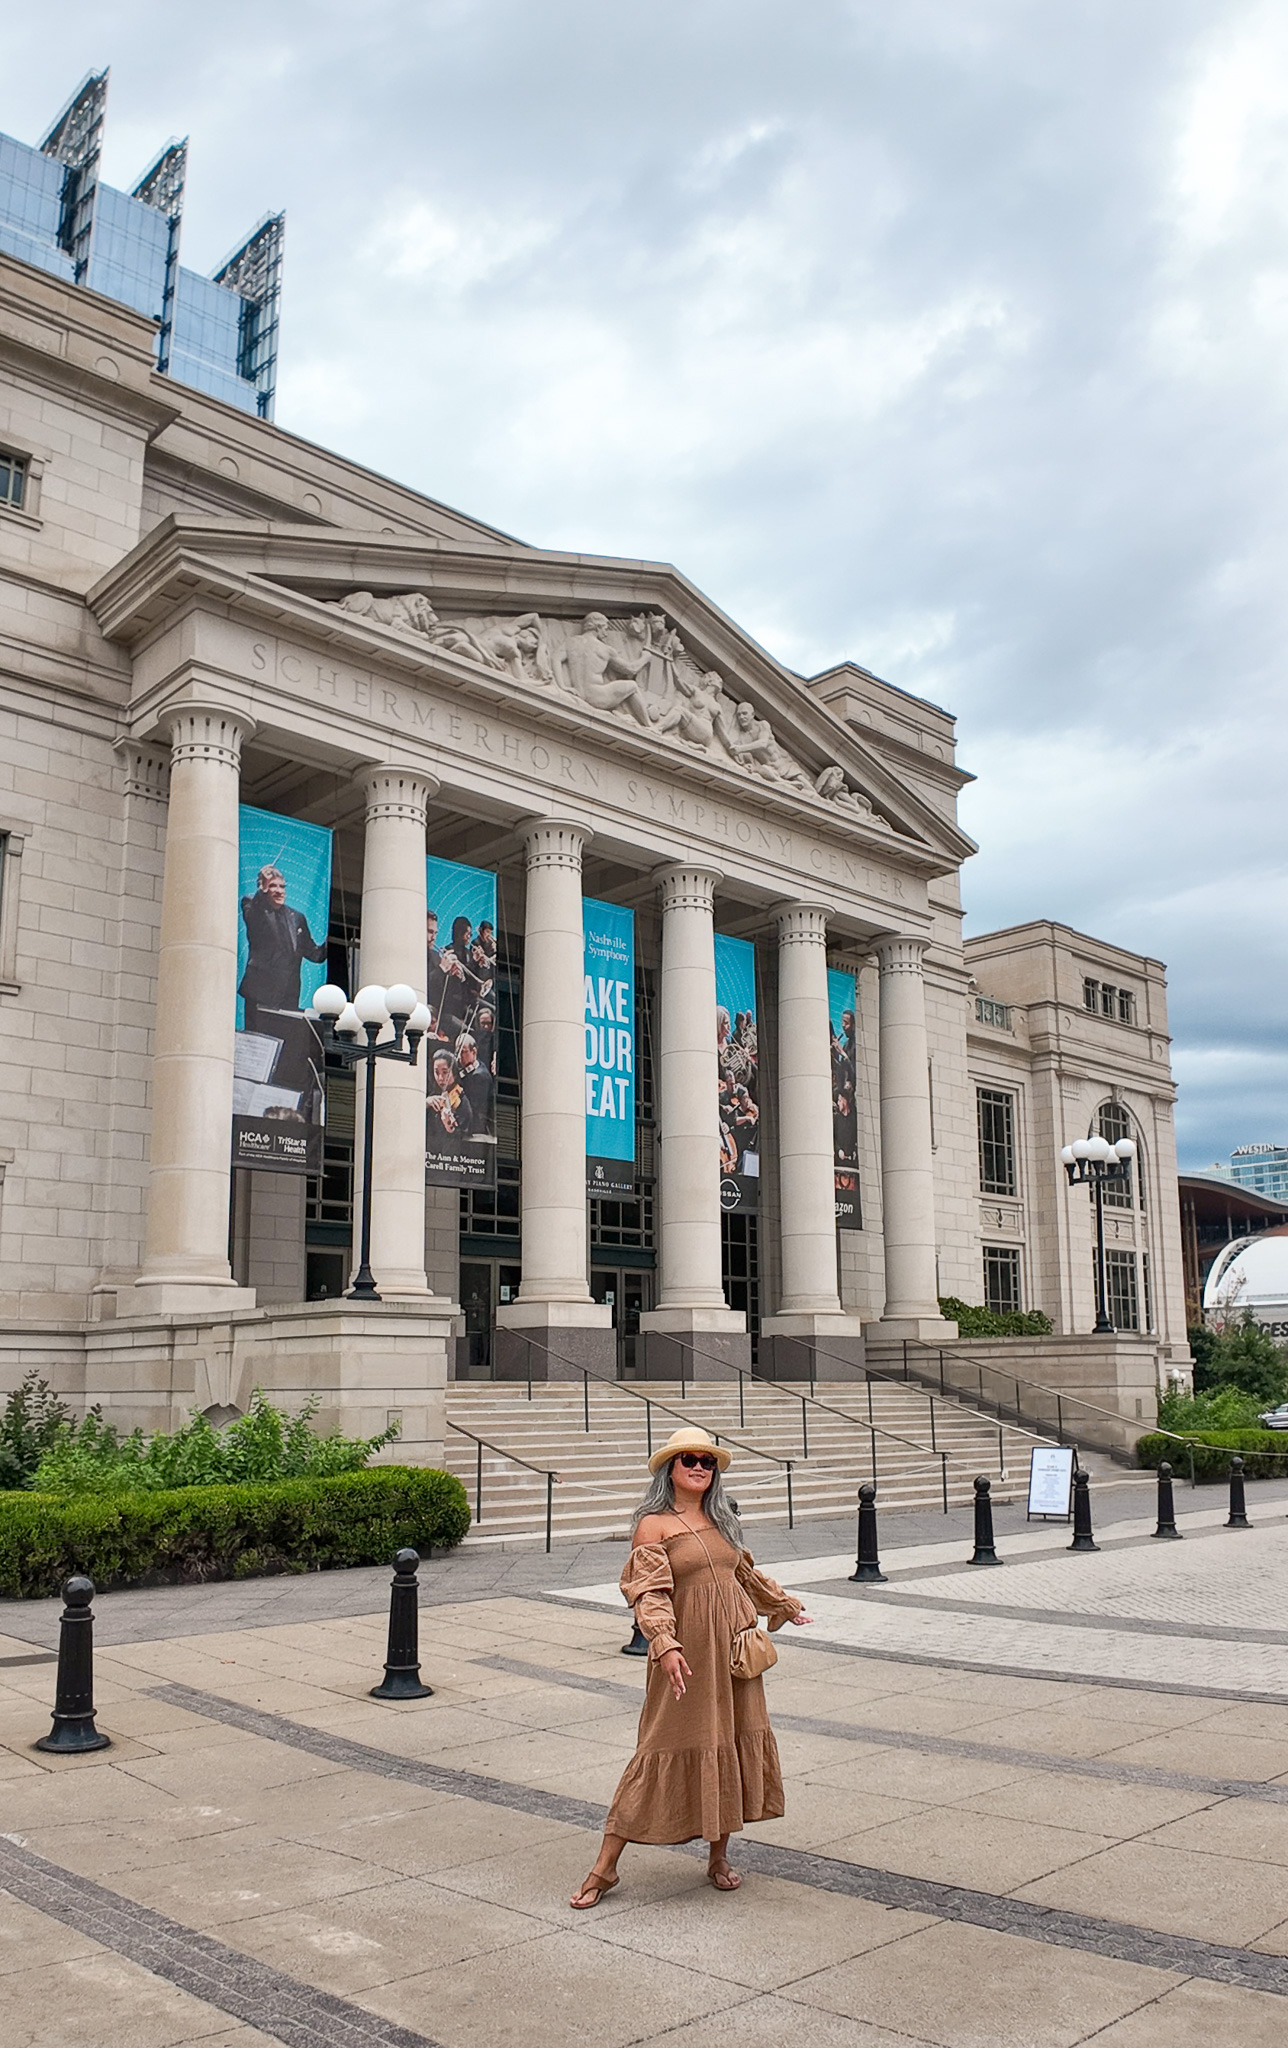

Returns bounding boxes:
[1027,1446,1075,1518]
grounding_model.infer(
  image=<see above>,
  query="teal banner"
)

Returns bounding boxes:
[425,855,498,1189]
[234,805,331,1174]
[829,967,861,1229]
[584,898,635,1196]
[715,933,759,1213]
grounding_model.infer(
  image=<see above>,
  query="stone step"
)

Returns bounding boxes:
[444,1374,1046,1544]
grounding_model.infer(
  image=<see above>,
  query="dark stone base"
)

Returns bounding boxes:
[493,1325,617,1382]
[635,1331,751,1381]
[758,1332,866,1382]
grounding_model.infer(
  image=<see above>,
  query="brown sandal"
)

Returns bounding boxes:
[708,1859,741,1891]
[570,1871,620,1910]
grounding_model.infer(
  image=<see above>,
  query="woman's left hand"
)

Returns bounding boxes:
[789,1612,813,1626]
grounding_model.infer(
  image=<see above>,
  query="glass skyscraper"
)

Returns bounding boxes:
[1229,1145,1288,1204]
[0,70,283,418]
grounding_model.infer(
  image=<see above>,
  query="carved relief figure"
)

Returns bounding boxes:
[334,590,498,669]
[328,590,841,800]
[472,612,554,685]
[559,612,658,728]
[814,764,876,817]
[717,700,811,790]
[654,666,724,750]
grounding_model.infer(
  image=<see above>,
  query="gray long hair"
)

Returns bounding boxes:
[631,1458,744,1550]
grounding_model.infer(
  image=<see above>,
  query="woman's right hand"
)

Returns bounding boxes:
[659,1649,692,1701]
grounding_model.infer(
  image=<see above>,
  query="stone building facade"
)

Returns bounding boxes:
[0,249,1190,1463]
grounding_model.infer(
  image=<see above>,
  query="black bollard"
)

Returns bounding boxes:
[1226,1456,1252,1530]
[370,1549,433,1699]
[1151,1461,1182,1539]
[850,1481,888,1583]
[968,1474,1003,1566]
[36,1576,110,1754]
[1068,1469,1099,1552]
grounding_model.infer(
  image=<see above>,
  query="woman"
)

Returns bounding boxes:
[570,1427,811,1908]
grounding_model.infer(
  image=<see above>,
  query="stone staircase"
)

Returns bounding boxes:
[444,1375,1048,1547]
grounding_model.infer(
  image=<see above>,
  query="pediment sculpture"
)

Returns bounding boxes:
[328,590,887,824]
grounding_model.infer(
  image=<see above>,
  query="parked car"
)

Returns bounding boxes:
[1256,1403,1288,1431]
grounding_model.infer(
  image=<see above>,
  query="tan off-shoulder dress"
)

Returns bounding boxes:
[605,1522,803,1845]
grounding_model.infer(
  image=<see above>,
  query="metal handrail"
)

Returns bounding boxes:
[503,1330,793,1473]
[446,1420,561,1550]
[892,1336,1288,1473]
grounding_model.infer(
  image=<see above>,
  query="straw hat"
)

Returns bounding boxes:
[647,1426,731,1476]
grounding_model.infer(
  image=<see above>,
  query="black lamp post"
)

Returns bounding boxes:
[310,980,430,1301]
[1061,1133,1137,1335]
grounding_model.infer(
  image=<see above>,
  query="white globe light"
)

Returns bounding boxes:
[1115,1137,1137,1160]
[1087,1135,1114,1163]
[1071,1139,1094,1161]
[407,1003,433,1035]
[312,983,348,1018]
[353,984,390,1025]
[335,1004,362,1037]
[1060,1145,1077,1166]
[385,983,418,1018]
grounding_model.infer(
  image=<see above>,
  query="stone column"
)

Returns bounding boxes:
[356,768,437,1297]
[639,864,747,1378]
[496,819,612,1376]
[760,903,865,1377]
[875,936,955,1339]
[135,705,254,1312]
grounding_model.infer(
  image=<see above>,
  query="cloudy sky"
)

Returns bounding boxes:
[5,2,1285,1167]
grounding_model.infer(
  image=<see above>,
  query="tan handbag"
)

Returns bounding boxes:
[685,1525,778,1680]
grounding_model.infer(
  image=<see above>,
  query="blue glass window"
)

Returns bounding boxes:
[86,183,169,320]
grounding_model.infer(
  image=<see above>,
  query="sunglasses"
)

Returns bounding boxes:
[677,1452,718,1470]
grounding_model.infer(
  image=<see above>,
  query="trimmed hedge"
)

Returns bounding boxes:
[1136,1431,1288,1482]
[938,1297,1054,1339]
[0,1465,470,1599]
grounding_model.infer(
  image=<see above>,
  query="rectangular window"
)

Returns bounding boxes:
[0,451,27,509]
[977,1087,1017,1196]
[1105,1250,1140,1331]
[1142,1251,1154,1333]
[1083,978,1098,1011]
[983,1245,1022,1316]
[1100,984,1116,1017]
[974,995,1012,1030]
[1117,988,1135,1024]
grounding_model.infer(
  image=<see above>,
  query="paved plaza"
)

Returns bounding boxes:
[5,1477,1288,2047]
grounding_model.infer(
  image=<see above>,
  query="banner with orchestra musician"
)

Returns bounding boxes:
[424,855,498,1189]
[714,933,760,1213]
[584,898,635,1196]
[233,806,331,1175]
[829,967,862,1228]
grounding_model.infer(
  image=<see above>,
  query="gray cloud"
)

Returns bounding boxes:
[4,0,1284,1162]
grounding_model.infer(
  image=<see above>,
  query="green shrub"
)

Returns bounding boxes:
[1188,1315,1288,1407]
[939,1297,1054,1339]
[28,1390,398,1495]
[1156,1384,1268,1433]
[1135,1430,1288,1482]
[0,1374,75,1490]
[0,1466,470,1598]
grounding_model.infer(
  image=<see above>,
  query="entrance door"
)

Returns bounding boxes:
[459,1260,522,1376]
[590,1266,654,1375]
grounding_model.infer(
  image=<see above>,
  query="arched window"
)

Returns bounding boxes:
[1095,1101,1143,1212]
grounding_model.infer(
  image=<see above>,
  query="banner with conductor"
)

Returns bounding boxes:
[424,855,498,1189]
[715,933,760,1213]
[829,967,862,1228]
[233,806,331,1174]
[584,898,635,1196]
